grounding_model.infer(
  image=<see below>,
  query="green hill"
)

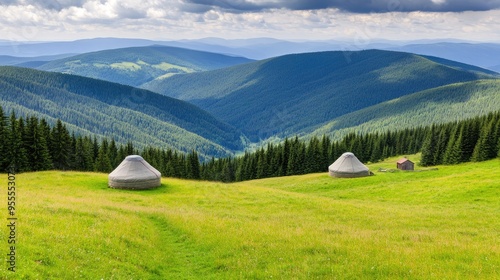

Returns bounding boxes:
[309,79,500,140]
[0,66,245,157]
[142,50,498,141]
[37,45,253,87]
[2,157,498,279]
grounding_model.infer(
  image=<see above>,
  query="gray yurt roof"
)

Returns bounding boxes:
[108,155,161,189]
[328,152,370,178]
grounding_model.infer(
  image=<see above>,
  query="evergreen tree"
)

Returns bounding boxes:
[287,137,305,175]
[498,137,500,158]
[74,136,94,171]
[281,138,290,176]
[433,125,451,165]
[6,112,28,172]
[92,136,100,162]
[420,126,437,166]
[305,137,323,173]
[471,120,497,162]
[443,125,464,165]
[460,120,480,162]
[94,139,112,172]
[256,148,267,179]
[0,106,8,171]
[186,150,200,179]
[23,116,52,171]
[320,135,331,167]
[369,137,383,163]
[50,120,72,170]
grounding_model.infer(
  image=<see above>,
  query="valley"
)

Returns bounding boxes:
[1,46,499,156]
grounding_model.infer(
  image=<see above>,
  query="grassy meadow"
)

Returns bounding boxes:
[1,155,499,279]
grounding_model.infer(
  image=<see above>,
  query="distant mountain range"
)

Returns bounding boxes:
[1,37,499,71]
[37,45,253,87]
[389,42,500,72]
[142,49,499,141]
[0,54,76,67]
[1,46,499,157]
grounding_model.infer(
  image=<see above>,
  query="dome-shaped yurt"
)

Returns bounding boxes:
[328,152,371,178]
[108,155,161,189]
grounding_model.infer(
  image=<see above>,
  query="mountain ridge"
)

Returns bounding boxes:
[142,49,498,141]
[37,45,253,87]
[0,66,246,157]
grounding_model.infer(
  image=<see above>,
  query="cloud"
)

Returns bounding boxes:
[183,0,500,13]
[0,0,499,42]
[0,0,87,11]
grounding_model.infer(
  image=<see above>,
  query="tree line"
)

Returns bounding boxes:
[200,110,500,182]
[420,111,500,166]
[1,105,499,182]
[0,106,203,179]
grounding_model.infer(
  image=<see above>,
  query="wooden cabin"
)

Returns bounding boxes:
[397,158,414,171]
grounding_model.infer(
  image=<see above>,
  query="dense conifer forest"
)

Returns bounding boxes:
[2,105,499,182]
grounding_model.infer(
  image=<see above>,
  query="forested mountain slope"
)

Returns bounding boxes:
[142,49,498,141]
[0,66,245,157]
[309,79,500,140]
[38,45,253,87]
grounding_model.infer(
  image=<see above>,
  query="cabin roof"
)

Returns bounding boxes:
[397,158,413,164]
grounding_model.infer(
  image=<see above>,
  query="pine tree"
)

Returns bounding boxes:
[320,135,331,168]
[108,139,119,168]
[281,138,290,176]
[471,120,497,162]
[0,106,8,171]
[23,116,52,171]
[92,136,99,162]
[94,139,112,173]
[186,150,200,179]
[6,112,28,172]
[369,137,383,163]
[287,137,305,175]
[256,148,267,179]
[497,136,500,158]
[50,120,72,170]
[443,125,463,165]
[74,136,94,171]
[461,120,480,162]
[420,126,437,166]
[433,125,450,165]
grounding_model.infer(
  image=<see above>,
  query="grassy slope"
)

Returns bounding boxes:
[309,79,500,140]
[1,156,498,279]
[38,45,253,87]
[142,50,498,141]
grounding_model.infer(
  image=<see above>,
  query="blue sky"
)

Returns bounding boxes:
[1,0,499,42]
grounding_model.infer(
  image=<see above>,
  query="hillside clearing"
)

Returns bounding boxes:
[1,156,499,279]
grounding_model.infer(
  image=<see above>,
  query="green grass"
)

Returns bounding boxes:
[1,156,499,279]
[152,62,195,73]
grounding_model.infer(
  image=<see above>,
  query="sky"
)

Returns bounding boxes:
[1,0,500,43]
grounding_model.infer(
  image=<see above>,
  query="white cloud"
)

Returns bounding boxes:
[0,1,499,42]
